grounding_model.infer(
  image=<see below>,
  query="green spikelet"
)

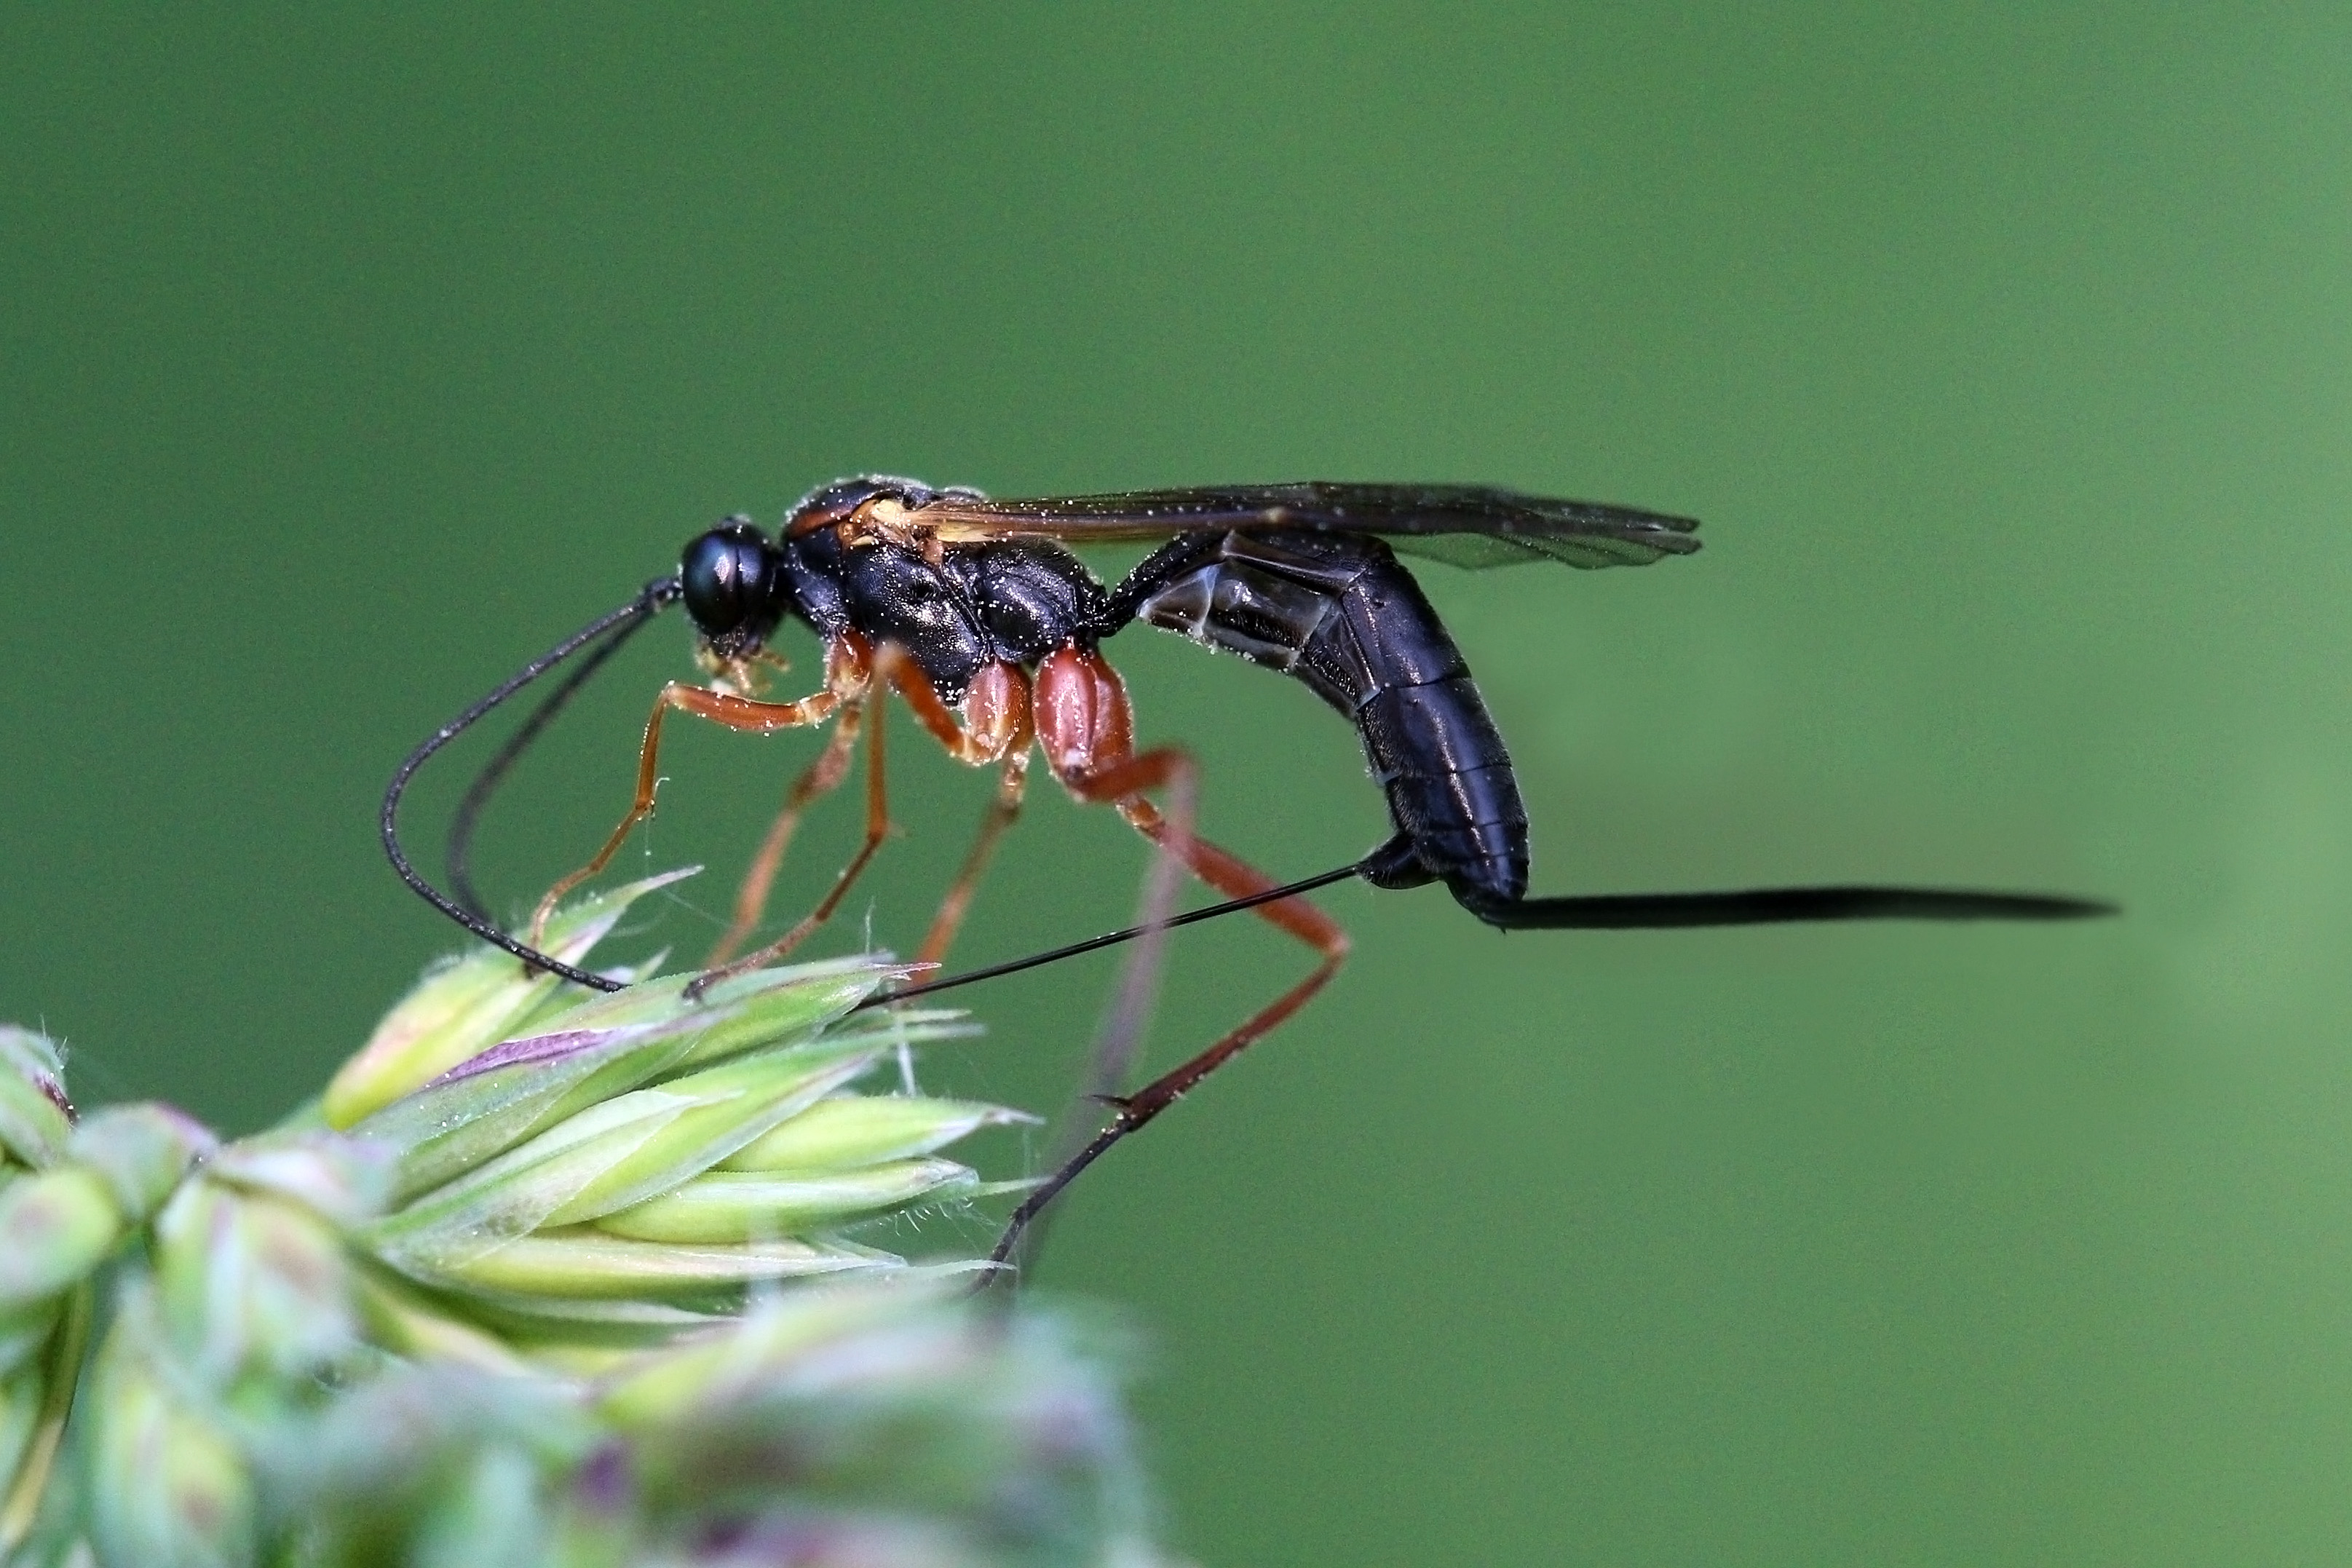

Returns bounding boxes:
[0,874,1164,1568]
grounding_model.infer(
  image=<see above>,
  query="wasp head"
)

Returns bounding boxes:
[678,516,793,661]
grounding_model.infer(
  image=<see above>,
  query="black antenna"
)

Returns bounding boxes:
[381,577,681,993]
[446,597,660,921]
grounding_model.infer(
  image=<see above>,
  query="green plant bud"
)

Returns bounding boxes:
[0,1360,43,1487]
[536,1044,893,1227]
[723,1095,1034,1174]
[428,1228,891,1299]
[0,1285,87,1559]
[364,1037,890,1287]
[0,1300,60,1382]
[595,1284,935,1430]
[520,954,896,1066]
[207,1129,393,1228]
[599,1284,1152,1559]
[86,1291,255,1568]
[0,1029,64,1093]
[0,1168,122,1310]
[361,1021,701,1206]
[0,1361,41,1514]
[152,1179,360,1396]
[593,1158,979,1243]
[365,1088,706,1280]
[408,1442,550,1568]
[349,1270,538,1377]
[0,1029,71,1172]
[66,1106,215,1226]
[354,959,897,1206]
[0,1401,51,1560]
[671,973,948,1075]
[544,1454,637,1568]
[325,868,698,1128]
[252,1362,594,1567]
[0,868,1166,1564]
[451,1291,728,1350]
[670,1513,973,1567]
[502,949,674,1042]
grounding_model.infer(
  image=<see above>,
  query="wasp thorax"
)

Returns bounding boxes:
[784,475,941,537]
[836,541,991,703]
[680,518,785,654]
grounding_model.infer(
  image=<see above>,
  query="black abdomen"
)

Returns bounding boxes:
[1123,531,1529,905]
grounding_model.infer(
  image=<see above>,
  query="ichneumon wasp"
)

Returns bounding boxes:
[383,478,2113,1269]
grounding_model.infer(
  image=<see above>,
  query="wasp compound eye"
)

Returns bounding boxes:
[681,520,783,651]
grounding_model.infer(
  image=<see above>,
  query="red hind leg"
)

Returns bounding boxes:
[992,647,1350,1273]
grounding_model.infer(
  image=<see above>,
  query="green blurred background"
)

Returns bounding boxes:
[4,6,2348,1561]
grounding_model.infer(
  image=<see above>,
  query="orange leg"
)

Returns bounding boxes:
[1061,748,1350,1111]
[989,648,1350,1274]
[911,752,1032,970]
[703,701,866,967]
[697,652,1033,995]
[887,660,1035,971]
[528,678,848,948]
[685,662,895,1000]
